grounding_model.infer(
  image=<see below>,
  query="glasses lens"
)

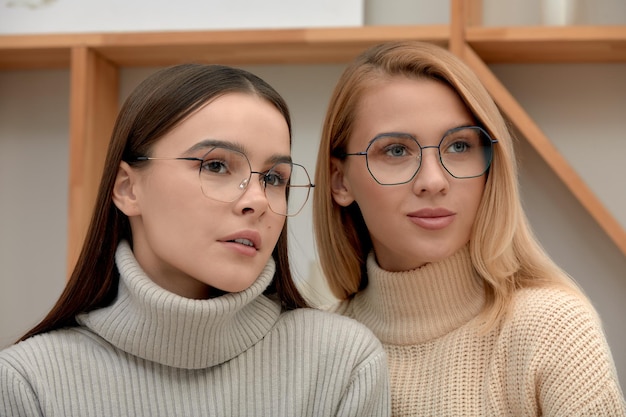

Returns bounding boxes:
[439,127,494,178]
[198,147,251,202]
[198,148,311,216]
[265,162,312,216]
[366,133,421,185]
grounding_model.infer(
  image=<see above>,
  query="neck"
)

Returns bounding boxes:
[350,245,485,345]
[77,240,282,369]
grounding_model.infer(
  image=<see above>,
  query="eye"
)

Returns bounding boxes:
[383,144,409,157]
[442,128,483,154]
[264,163,292,187]
[264,171,289,187]
[445,141,470,153]
[201,159,229,174]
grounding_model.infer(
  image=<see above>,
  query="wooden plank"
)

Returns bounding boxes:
[0,26,448,68]
[2,25,625,67]
[0,33,101,69]
[466,0,483,27]
[90,25,449,66]
[463,44,626,255]
[67,47,119,275]
[449,0,466,58]
[0,48,71,69]
[468,26,626,63]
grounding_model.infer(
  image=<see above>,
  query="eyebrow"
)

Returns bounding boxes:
[185,139,292,165]
[372,123,477,141]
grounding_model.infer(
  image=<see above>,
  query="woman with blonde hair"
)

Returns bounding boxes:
[314,40,625,416]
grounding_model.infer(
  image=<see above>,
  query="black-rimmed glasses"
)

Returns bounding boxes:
[136,146,315,217]
[340,126,498,185]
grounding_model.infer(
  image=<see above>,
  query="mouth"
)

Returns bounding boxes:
[231,238,256,248]
[408,208,456,230]
[409,208,455,218]
[220,231,261,251]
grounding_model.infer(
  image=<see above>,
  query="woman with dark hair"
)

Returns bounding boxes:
[0,63,390,417]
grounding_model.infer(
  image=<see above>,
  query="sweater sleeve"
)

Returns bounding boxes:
[513,289,626,416]
[335,348,390,417]
[0,359,44,417]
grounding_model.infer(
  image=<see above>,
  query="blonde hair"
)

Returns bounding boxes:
[313,41,586,329]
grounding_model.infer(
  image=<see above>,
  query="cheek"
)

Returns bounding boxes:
[344,162,382,200]
[267,217,286,247]
[351,179,403,229]
[458,179,486,224]
[138,174,207,230]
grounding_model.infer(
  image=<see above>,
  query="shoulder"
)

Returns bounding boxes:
[320,299,353,316]
[502,286,618,384]
[275,309,391,414]
[0,327,109,377]
[275,308,386,364]
[502,286,626,414]
[501,286,606,351]
[507,286,600,334]
[278,307,381,343]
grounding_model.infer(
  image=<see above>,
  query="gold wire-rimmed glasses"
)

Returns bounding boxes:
[136,145,314,217]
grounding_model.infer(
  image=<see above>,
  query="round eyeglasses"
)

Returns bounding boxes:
[136,146,315,217]
[341,126,498,185]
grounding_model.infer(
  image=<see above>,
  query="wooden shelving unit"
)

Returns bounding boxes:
[1,0,624,273]
[0,25,449,69]
[467,25,626,63]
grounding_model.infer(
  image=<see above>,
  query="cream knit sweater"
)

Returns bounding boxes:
[337,246,626,416]
[0,241,390,417]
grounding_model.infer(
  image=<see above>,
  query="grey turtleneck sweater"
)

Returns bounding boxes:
[0,241,390,416]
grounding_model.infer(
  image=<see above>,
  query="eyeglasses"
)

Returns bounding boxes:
[136,146,315,217]
[341,126,498,185]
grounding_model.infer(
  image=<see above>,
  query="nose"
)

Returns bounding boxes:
[411,147,449,195]
[235,173,269,215]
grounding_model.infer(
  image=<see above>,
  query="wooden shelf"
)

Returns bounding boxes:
[0,25,449,69]
[0,34,72,69]
[467,25,626,63]
[94,25,449,66]
[3,25,625,69]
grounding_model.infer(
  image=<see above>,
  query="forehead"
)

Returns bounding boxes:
[355,76,467,116]
[349,76,473,145]
[154,92,291,158]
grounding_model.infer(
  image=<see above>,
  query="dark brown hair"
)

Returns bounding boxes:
[20,63,308,342]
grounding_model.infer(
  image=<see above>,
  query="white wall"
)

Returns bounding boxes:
[482,0,626,26]
[1,0,625,388]
[0,0,362,33]
[0,70,69,345]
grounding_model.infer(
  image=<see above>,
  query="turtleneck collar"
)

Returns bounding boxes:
[349,245,485,345]
[77,240,282,369]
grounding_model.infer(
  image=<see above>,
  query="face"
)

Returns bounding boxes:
[332,76,486,271]
[114,92,290,299]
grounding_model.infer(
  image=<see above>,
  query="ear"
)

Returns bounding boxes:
[112,161,141,216]
[330,157,355,207]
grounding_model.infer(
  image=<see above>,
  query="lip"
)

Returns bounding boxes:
[219,230,262,256]
[407,208,456,230]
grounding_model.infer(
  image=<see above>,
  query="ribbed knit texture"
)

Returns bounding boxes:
[338,245,626,416]
[0,241,390,417]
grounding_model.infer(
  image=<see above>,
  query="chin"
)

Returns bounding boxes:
[217,279,258,294]
[417,243,462,263]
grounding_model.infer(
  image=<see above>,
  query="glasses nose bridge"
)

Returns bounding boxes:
[417,144,442,166]
[239,170,268,192]
[419,144,441,154]
[252,170,269,188]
